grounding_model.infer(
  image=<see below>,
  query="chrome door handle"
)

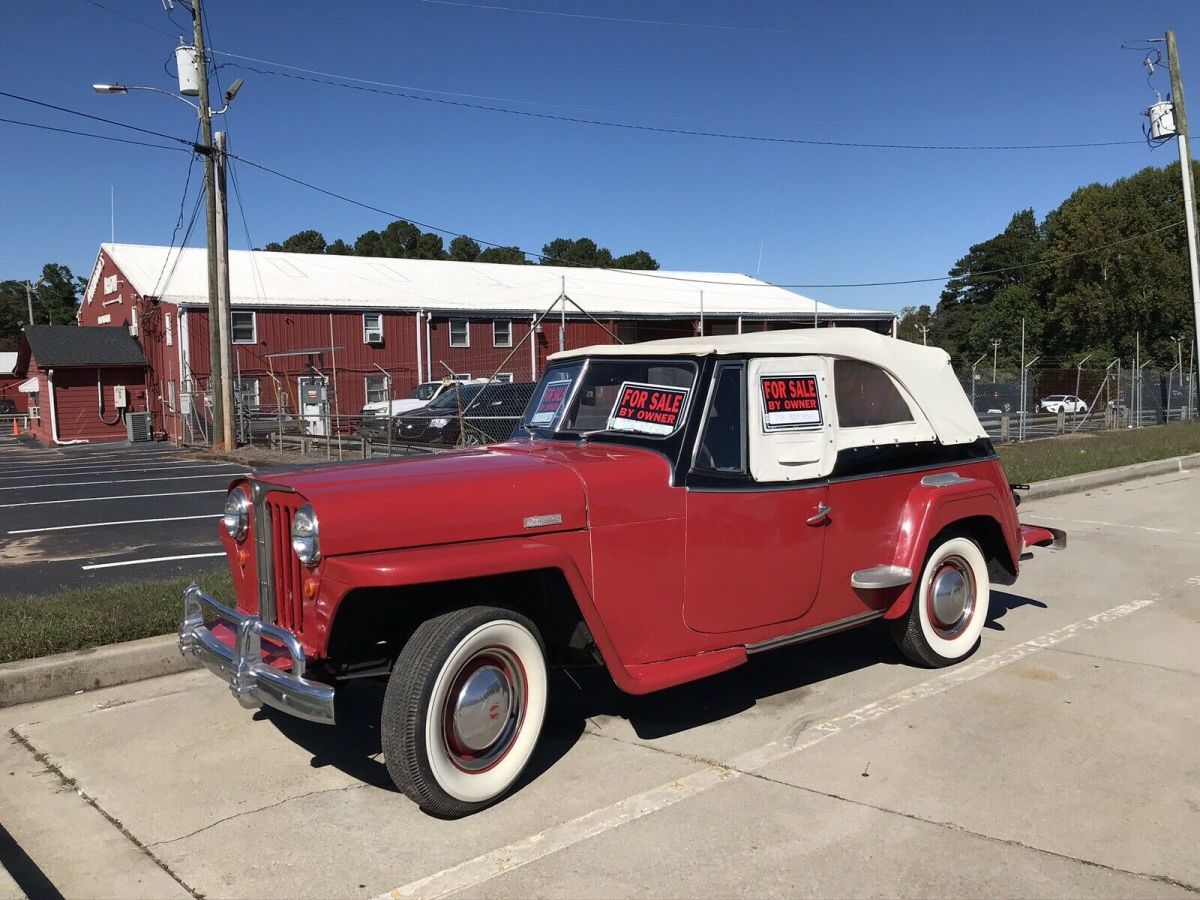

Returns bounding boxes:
[806,502,831,525]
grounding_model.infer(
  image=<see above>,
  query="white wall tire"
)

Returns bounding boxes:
[892,535,990,668]
[382,607,547,817]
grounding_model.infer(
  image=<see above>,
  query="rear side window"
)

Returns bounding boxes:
[834,359,914,427]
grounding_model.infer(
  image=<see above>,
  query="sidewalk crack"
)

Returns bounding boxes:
[9,727,205,900]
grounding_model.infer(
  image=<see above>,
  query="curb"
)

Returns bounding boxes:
[1022,452,1200,501]
[3,452,1199,708]
[0,634,198,709]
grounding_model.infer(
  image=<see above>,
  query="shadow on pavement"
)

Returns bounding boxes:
[985,589,1047,632]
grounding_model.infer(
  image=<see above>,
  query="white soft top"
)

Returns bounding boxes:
[551,328,986,446]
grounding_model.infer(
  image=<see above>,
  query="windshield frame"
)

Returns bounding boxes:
[520,357,699,442]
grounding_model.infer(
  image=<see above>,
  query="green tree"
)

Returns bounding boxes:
[411,232,447,260]
[613,250,659,270]
[354,229,384,257]
[896,304,933,345]
[477,246,527,265]
[541,237,613,268]
[378,220,421,258]
[449,235,481,262]
[263,242,283,251]
[279,230,327,254]
[0,281,28,350]
[325,238,354,255]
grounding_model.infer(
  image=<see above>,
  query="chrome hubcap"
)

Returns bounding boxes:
[451,665,512,752]
[929,557,974,637]
[443,648,526,772]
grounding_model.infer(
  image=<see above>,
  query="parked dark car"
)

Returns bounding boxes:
[394,382,536,446]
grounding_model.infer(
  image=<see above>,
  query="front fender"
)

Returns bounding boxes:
[883,478,1019,620]
[314,534,641,694]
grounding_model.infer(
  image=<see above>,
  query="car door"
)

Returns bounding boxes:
[683,357,833,635]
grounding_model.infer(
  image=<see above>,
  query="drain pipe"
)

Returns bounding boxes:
[46,368,89,445]
[97,368,122,426]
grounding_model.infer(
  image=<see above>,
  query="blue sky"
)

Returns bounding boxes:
[1,1,1197,312]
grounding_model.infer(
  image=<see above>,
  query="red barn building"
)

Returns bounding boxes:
[79,243,896,444]
[14,326,149,445]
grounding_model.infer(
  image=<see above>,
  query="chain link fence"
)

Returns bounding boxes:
[958,364,1198,443]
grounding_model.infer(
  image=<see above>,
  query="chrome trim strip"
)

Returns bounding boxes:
[178,583,335,724]
[745,610,884,655]
[851,564,914,590]
[920,472,975,488]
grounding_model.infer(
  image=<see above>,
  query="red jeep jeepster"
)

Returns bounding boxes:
[180,329,1063,817]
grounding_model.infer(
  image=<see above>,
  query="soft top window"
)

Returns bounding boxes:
[834,359,914,427]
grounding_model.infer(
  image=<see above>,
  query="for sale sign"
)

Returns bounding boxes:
[760,374,822,431]
[529,377,572,426]
[607,382,689,436]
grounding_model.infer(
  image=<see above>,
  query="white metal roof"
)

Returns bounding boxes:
[93,243,889,321]
[553,328,986,446]
[0,352,16,376]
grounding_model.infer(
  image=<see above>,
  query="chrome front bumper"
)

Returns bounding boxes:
[178,584,336,724]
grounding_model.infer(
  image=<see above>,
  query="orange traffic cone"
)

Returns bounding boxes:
[10,419,17,436]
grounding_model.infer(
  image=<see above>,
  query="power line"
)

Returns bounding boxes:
[0,90,201,150]
[416,0,792,34]
[219,61,1143,152]
[74,0,179,37]
[148,129,204,297]
[0,115,191,153]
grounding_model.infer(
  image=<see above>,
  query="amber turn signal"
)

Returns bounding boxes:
[304,579,318,600]
[236,549,248,568]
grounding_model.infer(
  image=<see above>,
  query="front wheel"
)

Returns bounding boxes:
[382,606,548,817]
[891,535,990,668]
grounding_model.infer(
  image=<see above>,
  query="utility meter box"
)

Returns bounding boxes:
[300,378,328,404]
[113,385,128,408]
[1147,100,1176,140]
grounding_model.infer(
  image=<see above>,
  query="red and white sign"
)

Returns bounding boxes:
[759,374,822,431]
[529,378,573,426]
[607,381,689,436]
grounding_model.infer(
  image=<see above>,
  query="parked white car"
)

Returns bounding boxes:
[1039,394,1088,414]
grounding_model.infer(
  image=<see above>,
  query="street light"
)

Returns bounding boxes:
[92,80,243,116]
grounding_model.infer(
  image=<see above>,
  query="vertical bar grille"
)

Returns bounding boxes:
[266,494,305,636]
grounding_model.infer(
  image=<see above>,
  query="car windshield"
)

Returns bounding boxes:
[521,359,696,438]
[427,385,479,410]
[410,382,440,401]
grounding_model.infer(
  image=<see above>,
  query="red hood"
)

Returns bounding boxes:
[253,445,588,557]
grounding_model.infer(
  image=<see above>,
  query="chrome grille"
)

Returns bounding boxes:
[266,494,305,635]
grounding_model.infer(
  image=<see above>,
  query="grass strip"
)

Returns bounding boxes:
[997,421,1200,484]
[0,569,233,665]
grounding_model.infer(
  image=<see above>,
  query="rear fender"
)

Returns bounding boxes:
[316,536,640,693]
[883,479,1020,620]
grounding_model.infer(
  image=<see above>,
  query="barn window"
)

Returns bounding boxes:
[231,311,257,344]
[449,320,470,348]
[833,359,914,427]
[165,313,174,347]
[365,375,389,404]
[363,313,383,344]
[493,320,512,348]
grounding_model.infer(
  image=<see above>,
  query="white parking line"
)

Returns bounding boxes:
[0,489,225,508]
[9,514,222,535]
[80,551,225,571]
[1030,514,1200,537]
[382,597,1156,900]
[0,462,248,482]
[0,472,246,491]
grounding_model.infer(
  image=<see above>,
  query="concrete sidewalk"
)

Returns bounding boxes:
[0,471,1197,899]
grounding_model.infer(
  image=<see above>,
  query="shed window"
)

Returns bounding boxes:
[833,359,914,427]
[365,375,389,404]
[167,380,176,413]
[449,320,470,348]
[493,320,512,348]
[232,311,257,344]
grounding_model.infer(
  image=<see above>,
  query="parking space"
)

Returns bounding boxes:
[0,439,251,594]
[0,470,1195,898]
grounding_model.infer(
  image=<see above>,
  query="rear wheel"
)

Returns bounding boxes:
[891,535,990,668]
[382,606,547,817]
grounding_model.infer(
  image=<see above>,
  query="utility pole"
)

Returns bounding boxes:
[214,131,236,451]
[24,282,34,326]
[191,0,227,451]
[917,324,930,346]
[1167,31,1200,395]
[991,338,1001,381]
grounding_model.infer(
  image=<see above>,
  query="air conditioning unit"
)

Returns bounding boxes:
[365,328,383,344]
[125,410,152,443]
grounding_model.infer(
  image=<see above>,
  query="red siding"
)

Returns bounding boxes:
[0,376,28,413]
[79,251,141,331]
[23,356,147,445]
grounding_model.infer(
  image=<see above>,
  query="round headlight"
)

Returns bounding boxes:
[291,503,320,566]
[223,487,250,542]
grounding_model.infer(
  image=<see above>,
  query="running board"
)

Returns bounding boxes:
[851,565,913,590]
[745,610,884,655]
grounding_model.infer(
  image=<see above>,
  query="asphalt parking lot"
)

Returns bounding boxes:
[0,436,251,594]
[1,469,1197,899]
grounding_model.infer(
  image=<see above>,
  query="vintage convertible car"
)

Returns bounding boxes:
[180,329,1064,817]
